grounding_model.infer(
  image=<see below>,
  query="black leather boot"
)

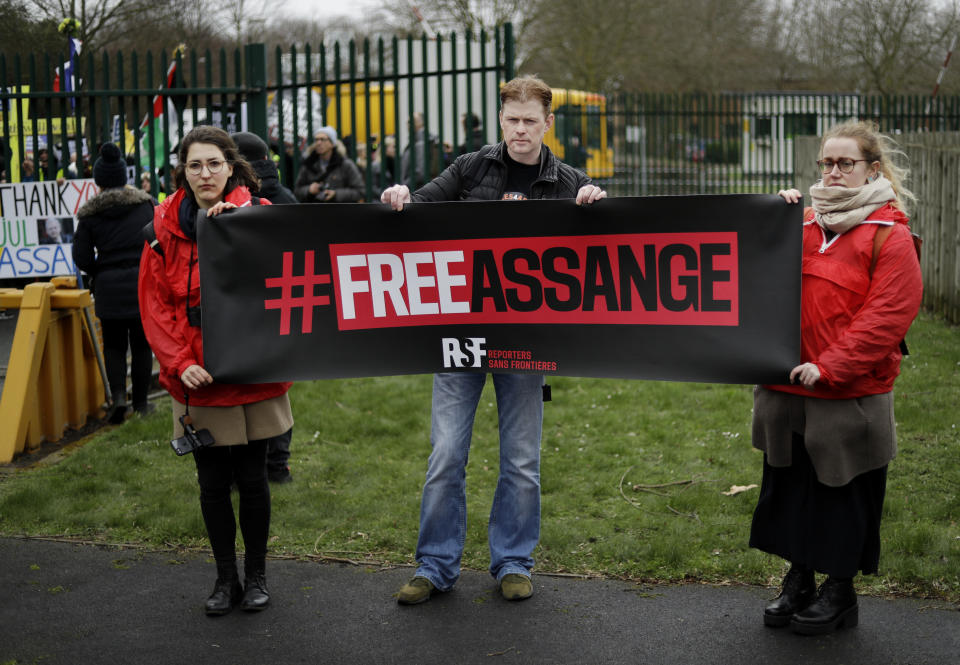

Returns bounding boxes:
[205,562,243,616]
[241,566,270,612]
[108,390,128,424]
[764,565,816,627]
[791,577,858,635]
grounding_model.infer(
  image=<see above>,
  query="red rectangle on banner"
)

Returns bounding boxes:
[329,232,738,330]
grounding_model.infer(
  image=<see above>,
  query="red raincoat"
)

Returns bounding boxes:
[769,203,922,400]
[138,186,292,406]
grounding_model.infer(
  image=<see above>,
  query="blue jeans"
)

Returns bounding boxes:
[414,372,544,591]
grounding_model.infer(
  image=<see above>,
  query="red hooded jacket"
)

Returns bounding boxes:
[138,186,292,406]
[768,203,922,400]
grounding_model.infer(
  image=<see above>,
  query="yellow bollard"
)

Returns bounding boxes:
[0,282,106,463]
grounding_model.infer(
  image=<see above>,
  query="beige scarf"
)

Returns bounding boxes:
[808,175,896,234]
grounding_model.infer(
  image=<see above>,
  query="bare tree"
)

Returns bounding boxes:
[374,0,528,35]
[799,0,960,95]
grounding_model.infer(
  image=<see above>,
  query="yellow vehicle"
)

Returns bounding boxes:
[545,88,614,179]
[323,82,397,147]
[269,82,613,180]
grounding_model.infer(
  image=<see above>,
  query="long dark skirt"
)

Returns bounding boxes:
[749,433,888,578]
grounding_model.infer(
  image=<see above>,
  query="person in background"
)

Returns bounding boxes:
[370,135,396,196]
[73,142,156,423]
[139,126,293,616]
[293,126,363,203]
[752,121,922,635]
[458,112,485,156]
[20,158,35,182]
[67,152,79,179]
[232,131,297,206]
[400,111,443,189]
[382,76,606,606]
[231,130,296,484]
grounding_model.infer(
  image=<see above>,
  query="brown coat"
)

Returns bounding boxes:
[752,386,896,487]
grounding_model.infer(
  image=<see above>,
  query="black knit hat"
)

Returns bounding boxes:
[231,131,268,162]
[93,142,127,189]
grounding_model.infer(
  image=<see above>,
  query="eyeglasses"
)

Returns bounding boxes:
[186,159,227,176]
[816,158,869,174]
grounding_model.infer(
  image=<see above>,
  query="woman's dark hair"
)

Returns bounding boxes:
[173,125,259,199]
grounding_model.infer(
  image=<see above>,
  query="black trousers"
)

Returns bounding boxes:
[100,317,153,408]
[750,434,887,578]
[192,439,273,573]
[267,428,292,474]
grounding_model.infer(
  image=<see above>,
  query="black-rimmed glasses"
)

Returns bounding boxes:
[817,158,868,174]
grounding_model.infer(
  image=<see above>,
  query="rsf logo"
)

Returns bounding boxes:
[441,337,486,368]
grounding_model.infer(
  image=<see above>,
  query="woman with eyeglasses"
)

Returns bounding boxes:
[749,121,923,635]
[139,126,293,616]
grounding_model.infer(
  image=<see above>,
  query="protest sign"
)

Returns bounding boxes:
[199,195,801,384]
[0,179,98,279]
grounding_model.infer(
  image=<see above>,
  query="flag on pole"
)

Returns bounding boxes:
[139,45,186,169]
[53,38,83,107]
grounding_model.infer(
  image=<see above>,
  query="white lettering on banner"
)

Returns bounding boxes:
[442,337,487,368]
[435,251,470,314]
[403,252,438,316]
[337,254,369,320]
[336,250,470,320]
[368,253,407,317]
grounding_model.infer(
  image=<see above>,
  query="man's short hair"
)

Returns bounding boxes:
[500,76,552,119]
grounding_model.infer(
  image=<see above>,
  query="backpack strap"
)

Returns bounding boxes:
[142,218,164,258]
[870,223,922,276]
[869,223,920,356]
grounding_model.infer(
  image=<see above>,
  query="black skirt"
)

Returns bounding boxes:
[749,433,888,578]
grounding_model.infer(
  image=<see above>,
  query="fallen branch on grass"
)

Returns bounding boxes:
[618,466,708,522]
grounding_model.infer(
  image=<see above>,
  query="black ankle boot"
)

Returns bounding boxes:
[205,562,242,616]
[764,566,816,627]
[791,577,858,635]
[241,566,270,612]
[108,390,128,424]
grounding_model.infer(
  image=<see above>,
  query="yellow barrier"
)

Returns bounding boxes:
[0,278,106,463]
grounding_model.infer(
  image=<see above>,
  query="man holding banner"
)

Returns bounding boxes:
[382,76,606,605]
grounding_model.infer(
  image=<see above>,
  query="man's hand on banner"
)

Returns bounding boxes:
[381,184,412,211]
[576,185,607,205]
[181,364,214,390]
[790,362,821,389]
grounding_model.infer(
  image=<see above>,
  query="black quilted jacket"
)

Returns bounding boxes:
[411,141,590,202]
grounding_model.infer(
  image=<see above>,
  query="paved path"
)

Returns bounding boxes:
[2,537,957,664]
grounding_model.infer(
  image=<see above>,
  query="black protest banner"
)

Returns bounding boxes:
[198,195,801,384]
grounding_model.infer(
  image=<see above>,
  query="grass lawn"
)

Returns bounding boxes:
[1,311,957,600]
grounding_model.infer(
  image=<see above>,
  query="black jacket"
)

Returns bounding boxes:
[251,158,297,204]
[73,186,155,319]
[412,142,590,203]
[293,149,364,203]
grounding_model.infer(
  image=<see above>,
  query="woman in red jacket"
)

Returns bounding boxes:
[751,121,922,635]
[139,126,293,616]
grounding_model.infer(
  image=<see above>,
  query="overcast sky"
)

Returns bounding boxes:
[276,0,381,21]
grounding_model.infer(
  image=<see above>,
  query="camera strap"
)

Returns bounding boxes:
[182,391,194,426]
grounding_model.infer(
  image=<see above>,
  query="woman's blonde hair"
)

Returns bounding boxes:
[821,121,917,215]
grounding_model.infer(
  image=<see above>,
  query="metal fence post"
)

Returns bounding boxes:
[503,23,514,82]
[245,43,268,140]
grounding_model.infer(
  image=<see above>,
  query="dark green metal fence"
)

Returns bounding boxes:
[600,92,960,197]
[4,28,960,201]
[0,25,514,200]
